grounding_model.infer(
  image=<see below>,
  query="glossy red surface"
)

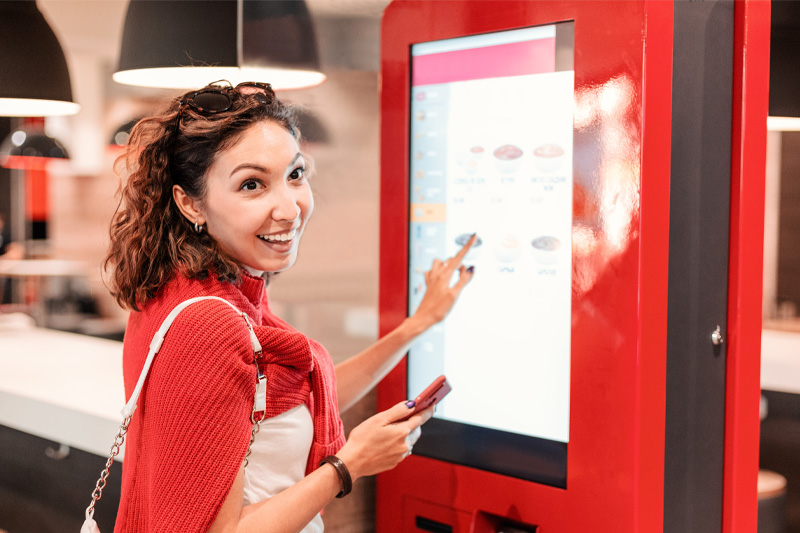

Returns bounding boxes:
[723,1,770,532]
[378,1,673,531]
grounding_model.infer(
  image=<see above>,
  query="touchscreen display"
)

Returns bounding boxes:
[408,24,574,445]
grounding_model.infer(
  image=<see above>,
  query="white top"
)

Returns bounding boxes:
[243,404,324,532]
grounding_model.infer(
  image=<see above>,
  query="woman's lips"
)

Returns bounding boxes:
[257,228,298,253]
[257,236,294,253]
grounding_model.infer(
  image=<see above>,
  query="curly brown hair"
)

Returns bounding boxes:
[104,82,300,311]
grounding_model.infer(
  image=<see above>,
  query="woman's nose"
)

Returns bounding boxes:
[273,187,301,221]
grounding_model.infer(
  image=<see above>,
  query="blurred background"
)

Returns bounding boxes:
[1,1,799,532]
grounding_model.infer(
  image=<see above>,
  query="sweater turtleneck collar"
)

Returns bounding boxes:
[237,269,267,310]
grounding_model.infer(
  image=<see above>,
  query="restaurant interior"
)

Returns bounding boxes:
[0,1,799,532]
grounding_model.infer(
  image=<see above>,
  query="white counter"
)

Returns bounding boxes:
[0,316,797,463]
[0,318,126,459]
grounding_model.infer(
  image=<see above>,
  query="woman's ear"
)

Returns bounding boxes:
[172,185,204,226]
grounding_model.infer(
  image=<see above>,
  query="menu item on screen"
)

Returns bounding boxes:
[532,143,566,173]
[531,236,562,264]
[470,146,485,156]
[495,233,523,263]
[493,144,524,173]
[455,233,483,247]
[408,24,574,445]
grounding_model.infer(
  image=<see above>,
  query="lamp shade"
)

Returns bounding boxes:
[109,119,140,147]
[0,126,69,169]
[0,1,80,117]
[114,0,326,90]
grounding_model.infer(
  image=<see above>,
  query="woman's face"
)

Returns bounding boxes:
[199,121,313,273]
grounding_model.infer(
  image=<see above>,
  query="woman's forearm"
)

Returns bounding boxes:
[240,464,342,533]
[211,461,345,533]
[335,314,430,412]
[335,236,477,412]
[212,402,421,533]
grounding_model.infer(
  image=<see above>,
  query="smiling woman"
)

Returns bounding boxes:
[100,81,477,533]
[172,121,314,275]
[105,82,302,308]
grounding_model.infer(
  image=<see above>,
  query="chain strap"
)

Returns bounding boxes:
[243,418,263,468]
[84,416,131,521]
[244,309,265,470]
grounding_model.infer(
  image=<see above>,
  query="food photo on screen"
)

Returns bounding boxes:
[532,143,566,173]
[493,143,524,173]
[531,235,561,264]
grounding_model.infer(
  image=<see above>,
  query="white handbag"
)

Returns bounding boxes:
[81,296,265,532]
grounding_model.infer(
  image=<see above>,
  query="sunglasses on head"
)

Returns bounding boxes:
[178,81,275,117]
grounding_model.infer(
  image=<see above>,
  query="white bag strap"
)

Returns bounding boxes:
[83,296,264,530]
[122,296,262,418]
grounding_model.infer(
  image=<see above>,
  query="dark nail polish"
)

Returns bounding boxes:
[467,266,475,274]
[405,400,416,409]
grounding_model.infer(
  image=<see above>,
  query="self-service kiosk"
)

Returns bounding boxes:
[377,1,769,532]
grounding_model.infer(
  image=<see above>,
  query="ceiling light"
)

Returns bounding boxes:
[0,2,80,117]
[0,126,69,170]
[114,0,326,90]
[767,117,800,132]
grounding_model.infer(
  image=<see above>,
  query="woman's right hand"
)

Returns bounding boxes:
[335,401,433,482]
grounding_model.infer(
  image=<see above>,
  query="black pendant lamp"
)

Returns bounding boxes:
[108,119,141,148]
[768,1,800,131]
[113,0,326,90]
[0,1,80,117]
[0,125,69,169]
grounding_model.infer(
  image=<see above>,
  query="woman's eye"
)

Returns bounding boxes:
[241,180,260,191]
[289,167,305,181]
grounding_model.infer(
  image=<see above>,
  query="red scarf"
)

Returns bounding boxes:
[114,271,345,532]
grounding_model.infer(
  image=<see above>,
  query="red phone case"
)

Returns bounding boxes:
[400,375,452,421]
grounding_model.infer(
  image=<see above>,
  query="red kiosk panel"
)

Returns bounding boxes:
[378,1,673,531]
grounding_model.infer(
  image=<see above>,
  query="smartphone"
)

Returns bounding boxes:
[399,375,452,421]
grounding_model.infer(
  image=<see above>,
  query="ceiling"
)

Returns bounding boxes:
[38,0,391,71]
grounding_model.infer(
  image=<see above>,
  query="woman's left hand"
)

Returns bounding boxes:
[412,234,477,329]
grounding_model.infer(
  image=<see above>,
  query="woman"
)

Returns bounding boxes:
[103,81,476,532]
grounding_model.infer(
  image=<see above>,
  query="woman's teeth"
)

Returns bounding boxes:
[258,229,297,243]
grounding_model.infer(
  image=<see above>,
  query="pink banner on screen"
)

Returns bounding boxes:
[413,38,556,86]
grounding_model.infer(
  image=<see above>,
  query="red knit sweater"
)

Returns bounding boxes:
[113,271,345,532]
